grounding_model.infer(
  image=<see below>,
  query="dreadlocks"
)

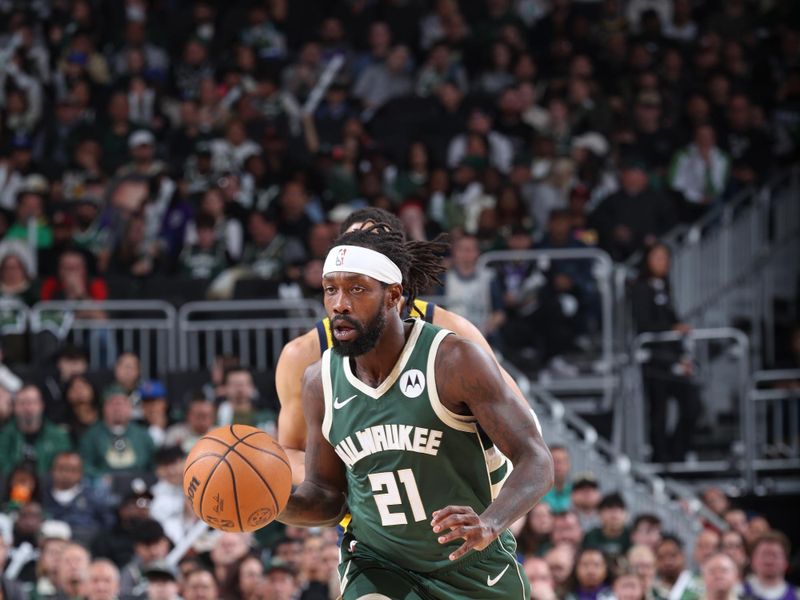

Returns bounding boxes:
[339,207,403,236]
[332,224,449,309]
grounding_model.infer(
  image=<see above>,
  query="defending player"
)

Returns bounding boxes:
[276,208,531,483]
[278,226,554,599]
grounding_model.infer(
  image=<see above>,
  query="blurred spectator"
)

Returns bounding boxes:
[653,535,703,600]
[630,514,663,553]
[40,345,88,423]
[0,244,36,306]
[216,368,275,433]
[444,234,505,338]
[525,556,558,600]
[546,543,577,598]
[693,530,722,571]
[743,533,797,600]
[518,502,555,556]
[628,545,658,598]
[139,381,169,447]
[31,529,70,599]
[447,108,514,174]
[179,213,229,281]
[552,511,585,549]
[87,559,121,600]
[210,532,252,586]
[41,451,111,545]
[631,243,699,463]
[261,559,300,600]
[111,353,142,403]
[590,159,676,261]
[91,488,153,568]
[668,125,730,220]
[63,374,100,444]
[0,536,25,599]
[150,446,185,546]
[164,395,215,454]
[720,530,748,577]
[241,211,304,281]
[701,488,731,520]
[120,519,170,599]
[3,462,40,514]
[0,384,71,476]
[701,553,740,600]
[565,547,612,600]
[40,248,107,304]
[542,445,572,512]
[570,475,601,531]
[223,554,263,600]
[143,562,180,600]
[183,568,219,600]
[107,213,159,280]
[79,389,154,479]
[613,568,647,600]
[583,493,631,558]
[353,45,413,114]
[55,543,92,599]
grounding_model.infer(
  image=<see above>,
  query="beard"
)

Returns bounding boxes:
[331,307,387,357]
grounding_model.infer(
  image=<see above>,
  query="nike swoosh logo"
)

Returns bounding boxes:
[333,395,357,409]
[487,565,509,587]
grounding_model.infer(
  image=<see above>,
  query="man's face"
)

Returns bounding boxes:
[147,577,179,600]
[58,356,88,381]
[452,237,480,272]
[104,394,133,427]
[524,557,554,587]
[14,386,43,430]
[226,372,255,410]
[87,562,119,600]
[16,502,43,535]
[551,449,571,483]
[600,506,627,532]
[324,273,392,357]
[693,530,721,566]
[552,513,583,546]
[184,571,218,600]
[187,401,215,435]
[115,354,140,389]
[751,542,788,580]
[545,545,574,584]
[571,485,600,511]
[275,540,303,571]
[703,555,739,595]
[59,253,87,283]
[264,570,297,600]
[135,539,169,564]
[656,541,685,580]
[52,454,83,490]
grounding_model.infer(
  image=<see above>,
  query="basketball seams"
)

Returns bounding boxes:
[224,426,291,468]
[217,457,244,532]
[225,445,280,517]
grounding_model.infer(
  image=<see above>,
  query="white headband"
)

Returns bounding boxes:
[322,245,402,285]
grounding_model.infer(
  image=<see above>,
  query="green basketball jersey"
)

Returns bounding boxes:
[321,319,511,573]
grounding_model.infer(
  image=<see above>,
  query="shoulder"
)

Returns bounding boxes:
[277,329,324,374]
[435,334,493,373]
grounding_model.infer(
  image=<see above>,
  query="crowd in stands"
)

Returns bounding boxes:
[0,0,797,372]
[0,0,798,598]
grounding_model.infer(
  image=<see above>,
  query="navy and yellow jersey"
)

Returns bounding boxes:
[315,299,435,356]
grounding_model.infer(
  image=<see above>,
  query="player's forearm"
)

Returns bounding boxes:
[480,440,554,535]
[283,448,307,485]
[278,481,347,527]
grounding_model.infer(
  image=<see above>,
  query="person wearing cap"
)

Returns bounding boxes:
[119,519,170,599]
[143,561,179,600]
[0,383,71,476]
[31,522,72,599]
[118,130,165,179]
[138,380,169,447]
[78,387,154,479]
[583,492,632,559]
[261,559,299,600]
[571,474,602,530]
[42,451,112,545]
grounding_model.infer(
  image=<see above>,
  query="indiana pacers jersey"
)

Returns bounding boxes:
[321,319,511,573]
[316,298,434,355]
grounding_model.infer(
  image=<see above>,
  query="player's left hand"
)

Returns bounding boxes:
[431,505,498,561]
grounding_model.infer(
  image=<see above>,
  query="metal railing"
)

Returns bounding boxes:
[177,299,325,371]
[0,298,30,336]
[478,248,616,406]
[502,357,725,556]
[623,328,753,483]
[29,300,177,379]
[746,370,800,488]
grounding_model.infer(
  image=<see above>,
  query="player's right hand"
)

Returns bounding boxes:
[431,505,499,561]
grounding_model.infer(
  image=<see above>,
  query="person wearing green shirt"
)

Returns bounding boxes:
[0,384,71,476]
[216,367,276,434]
[4,190,53,249]
[542,445,573,513]
[583,492,632,558]
[79,390,154,480]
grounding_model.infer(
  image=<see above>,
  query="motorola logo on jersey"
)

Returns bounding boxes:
[399,369,425,398]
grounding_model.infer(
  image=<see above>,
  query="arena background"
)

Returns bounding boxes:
[0,0,797,599]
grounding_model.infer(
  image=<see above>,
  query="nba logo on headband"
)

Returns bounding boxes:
[335,248,347,266]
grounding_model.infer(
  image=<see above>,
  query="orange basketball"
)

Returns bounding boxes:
[183,424,292,532]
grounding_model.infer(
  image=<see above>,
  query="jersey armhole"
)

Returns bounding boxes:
[426,329,477,433]
[321,350,334,442]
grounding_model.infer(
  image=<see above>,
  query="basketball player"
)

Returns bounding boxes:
[278,226,554,599]
[276,208,529,484]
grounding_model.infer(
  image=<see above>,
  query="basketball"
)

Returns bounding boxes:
[183,424,292,532]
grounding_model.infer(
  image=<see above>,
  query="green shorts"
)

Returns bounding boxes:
[337,531,530,600]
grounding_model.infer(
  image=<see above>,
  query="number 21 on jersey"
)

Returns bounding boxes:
[368,469,426,526]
